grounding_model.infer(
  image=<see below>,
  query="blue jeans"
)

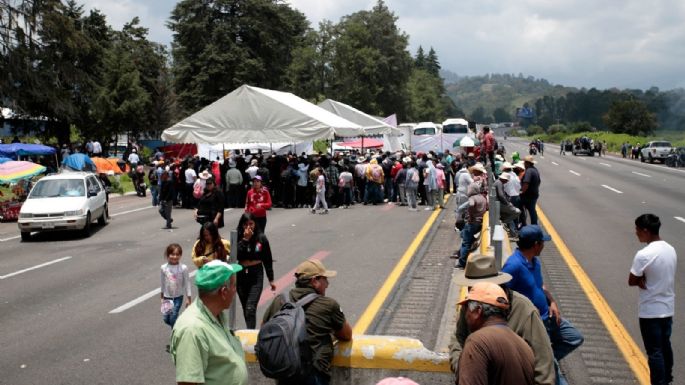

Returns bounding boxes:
[278,368,330,385]
[640,317,673,385]
[162,296,183,328]
[150,184,159,206]
[459,222,481,266]
[520,195,539,225]
[544,316,584,361]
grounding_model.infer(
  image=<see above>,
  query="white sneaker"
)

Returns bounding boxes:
[424,207,432,211]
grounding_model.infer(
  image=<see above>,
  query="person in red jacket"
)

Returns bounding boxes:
[245,175,272,232]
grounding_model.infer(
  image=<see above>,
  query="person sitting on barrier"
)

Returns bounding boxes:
[262,260,352,385]
[493,172,521,240]
[455,181,487,269]
[454,281,536,385]
[449,253,556,385]
[502,226,584,379]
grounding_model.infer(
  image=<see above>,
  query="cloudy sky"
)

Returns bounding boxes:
[78,0,685,90]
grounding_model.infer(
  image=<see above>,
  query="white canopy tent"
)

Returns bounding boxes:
[161,85,363,144]
[317,99,398,136]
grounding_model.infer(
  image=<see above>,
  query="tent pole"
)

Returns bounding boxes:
[361,135,365,155]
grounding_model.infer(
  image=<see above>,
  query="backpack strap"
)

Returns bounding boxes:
[294,293,319,308]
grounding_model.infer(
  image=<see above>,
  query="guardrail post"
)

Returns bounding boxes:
[229,229,238,330]
[492,225,505,268]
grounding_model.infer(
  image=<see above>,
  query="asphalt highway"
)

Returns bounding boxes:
[0,195,434,384]
[505,138,685,382]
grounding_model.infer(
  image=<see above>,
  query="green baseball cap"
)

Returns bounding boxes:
[195,260,243,291]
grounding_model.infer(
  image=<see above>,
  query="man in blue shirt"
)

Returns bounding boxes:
[503,225,584,385]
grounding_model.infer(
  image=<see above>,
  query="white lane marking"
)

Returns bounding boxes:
[1,206,156,242]
[109,206,154,217]
[631,171,651,178]
[600,163,611,167]
[109,270,197,314]
[602,185,623,194]
[551,161,559,166]
[569,170,581,176]
[578,157,587,160]
[675,217,685,224]
[0,256,72,279]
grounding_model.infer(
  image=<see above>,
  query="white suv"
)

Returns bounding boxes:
[18,172,108,241]
[640,141,673,163]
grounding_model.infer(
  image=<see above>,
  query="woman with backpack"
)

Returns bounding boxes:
[236,212,275,329]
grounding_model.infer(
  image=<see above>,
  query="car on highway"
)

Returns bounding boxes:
[17,172,108,241]
[640,141,673,163]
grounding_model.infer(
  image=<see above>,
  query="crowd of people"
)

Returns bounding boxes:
[152,127,677,385]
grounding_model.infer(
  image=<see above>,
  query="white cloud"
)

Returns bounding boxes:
[75,0,685,89]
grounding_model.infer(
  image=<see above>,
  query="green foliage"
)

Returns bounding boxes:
[328,0,413,118]
[547,124,567,135]
[492,107,512,123]
[526,125,544,135]
[470,106,492,124]
[569,121,593,133]
[405,69,445,121]
[603,99,658,135]
[169,0,309,115]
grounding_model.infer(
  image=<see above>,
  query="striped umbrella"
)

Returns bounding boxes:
[0,160,47,184]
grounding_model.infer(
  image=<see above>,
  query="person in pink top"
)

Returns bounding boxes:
[245,175,272,232]
[435,163,446,209]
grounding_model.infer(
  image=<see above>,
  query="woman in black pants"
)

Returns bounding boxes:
[236,212,275,328]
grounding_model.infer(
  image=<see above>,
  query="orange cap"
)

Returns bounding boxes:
[458,281,510,309]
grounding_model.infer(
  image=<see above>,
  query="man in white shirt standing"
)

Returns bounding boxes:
[629,213,677,385]
[183,164,197,209]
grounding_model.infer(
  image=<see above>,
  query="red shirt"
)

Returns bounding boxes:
[245,187,272,218]
[483,132,495,153]
[390,162,403,178]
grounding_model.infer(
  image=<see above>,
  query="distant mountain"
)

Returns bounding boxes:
[444,73,577,119]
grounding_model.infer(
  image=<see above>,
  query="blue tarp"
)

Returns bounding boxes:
[0,143,57,159]
[62,153,95,171]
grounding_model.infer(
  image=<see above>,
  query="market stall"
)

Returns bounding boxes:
[0,160,47,221]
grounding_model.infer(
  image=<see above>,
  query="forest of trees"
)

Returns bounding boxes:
[2,0,683,145]
[1,0,456,145]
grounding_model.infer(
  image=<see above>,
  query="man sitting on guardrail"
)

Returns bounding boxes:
[450,253,556,385]
[454,281,536,385]
[455,181,487,269]
[503,226,584,382]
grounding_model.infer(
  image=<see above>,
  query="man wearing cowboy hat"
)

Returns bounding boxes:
[450,253,555,385]
[520,155,541,225]
[171,261,248,385]
[454,281,536,385]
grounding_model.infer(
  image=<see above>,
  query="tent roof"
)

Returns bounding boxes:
[161,85,363,144]
[317,99,397,135]
[0,143,56,158]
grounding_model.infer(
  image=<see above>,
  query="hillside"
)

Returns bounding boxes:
[443,72,577,118]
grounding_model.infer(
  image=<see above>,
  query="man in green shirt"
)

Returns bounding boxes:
[262,259,352,385]
[171,260,248,385]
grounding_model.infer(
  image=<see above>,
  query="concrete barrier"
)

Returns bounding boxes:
[236,330,453,385]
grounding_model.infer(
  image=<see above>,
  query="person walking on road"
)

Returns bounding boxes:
[195,176,225,228]
[450,253,556,385]
[158,170,174,229]
[404,160,420,211]
[161,243,192,331]
[225,160,244,208]
[312,167,329,214]
[502,225,584,382]
[245,175,272,232]
[183,163,197,209]
[262,260,352,385]
[454,281,536,385]
[171,260,248,385]
[191,222,230,268]
[236,212,276,329]
[520,155,541,226]
[629,214,677,385]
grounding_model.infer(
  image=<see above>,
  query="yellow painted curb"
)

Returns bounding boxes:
[353,207,442,335]
[236,330,451,372]
[537,206,649,385]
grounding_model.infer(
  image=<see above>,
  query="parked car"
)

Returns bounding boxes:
[17,172,108,241]
[640,141,673,163]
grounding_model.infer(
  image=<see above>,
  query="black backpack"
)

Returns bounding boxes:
[255,293,319,379]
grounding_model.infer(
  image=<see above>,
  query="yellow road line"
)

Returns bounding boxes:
[537,206,649,385]
[353,207,442,335]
